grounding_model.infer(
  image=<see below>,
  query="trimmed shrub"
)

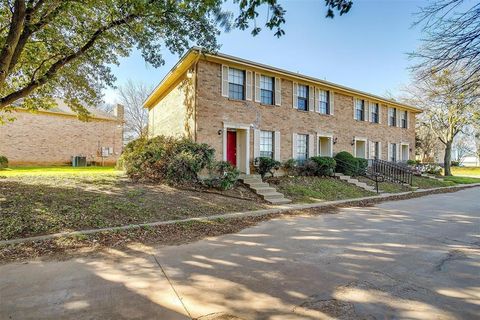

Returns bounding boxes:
[282,158,297,176]
[119,135,215,185]
[356,157,368,175]
[297,159,318,176]
[204,161,239,190]
[309,156,336,177]
[0,156,8,169]
[406,159,417,166]
[334,151,358,176]
[256,157,281,179]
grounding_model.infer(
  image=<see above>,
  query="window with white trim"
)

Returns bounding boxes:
[259,130,274,159]
[318,90,330,114]
[389,108,397,127]
[297,85,308,111]
[355,99,365,120]
[371,103,379,123]
[390,143,397,162]
[401,110,407,128]
[296,134,308,163]
[228,68,245,100]
[374,141,380,159]
[260,75,274,105]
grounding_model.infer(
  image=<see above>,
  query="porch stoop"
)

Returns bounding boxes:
[239,174,292,205]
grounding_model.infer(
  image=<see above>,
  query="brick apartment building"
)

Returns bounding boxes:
[144,48,421,175]
[0,100,124,165]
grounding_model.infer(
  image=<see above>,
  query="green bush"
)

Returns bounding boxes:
[256,157,281,179]
[309,156,336,176]
[406,159,417,166]
[356,158,368,175]
[119,135,215,185]
[0,156,8,169]
[296,159,318,176]
[204,161,239,190]
[282,159,297,176]
[334,151,358,176]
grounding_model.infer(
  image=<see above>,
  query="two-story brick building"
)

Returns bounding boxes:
[144,48,421,175]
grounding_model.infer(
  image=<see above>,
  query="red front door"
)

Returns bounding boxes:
[227,131,237,166]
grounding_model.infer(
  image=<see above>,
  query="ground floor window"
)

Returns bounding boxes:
[390,143,397,162]
[260,130,274,158]
[296,134,308,163]
[374,141,380,159]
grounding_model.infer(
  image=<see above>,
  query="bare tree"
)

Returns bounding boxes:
[117,80,151,141]
[413,0,480,89]
[404,69,479,176]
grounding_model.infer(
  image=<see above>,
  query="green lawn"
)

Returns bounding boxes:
[357,177,412,194]
[412,176,455,189]
[0,166,265,241]
[267,176,375,204]
[443,176,480,184]
[450,167,480,177]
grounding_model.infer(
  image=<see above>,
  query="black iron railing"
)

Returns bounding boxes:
[368,159,413,185]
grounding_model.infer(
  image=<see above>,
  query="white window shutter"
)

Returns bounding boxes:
[274,77,281,106]
[353,98,357,120]
[308,134,314,158]
[314,88,319,112]
[369,141,374,159]
[378,105,382,124]
[245,70,253,101]
[405,111,409,129]
[221,65,229,97]
[274,131,281,161]
[315,133,320,156]
[253,129,260,159]
[378,142,382,160]
[254,72,261,102]
[292,133,297,158]
[396,109,401,127]
[387,143,391,162]
[364,100,369,122]
[369,102,373,122]
[293,82,298,109]
[329,91,334,115]
[396,144,401,161]
[308,86,315,112]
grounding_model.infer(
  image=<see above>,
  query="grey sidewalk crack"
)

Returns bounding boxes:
[152,254,193,320]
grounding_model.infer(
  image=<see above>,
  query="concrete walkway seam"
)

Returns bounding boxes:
[1,183,479,246]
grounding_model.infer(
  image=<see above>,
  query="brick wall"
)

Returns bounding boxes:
[195,60,416,163]
[0,111,123,165]
[148,73,195,139]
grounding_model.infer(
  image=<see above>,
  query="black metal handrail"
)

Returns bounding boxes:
[368,158,414,185]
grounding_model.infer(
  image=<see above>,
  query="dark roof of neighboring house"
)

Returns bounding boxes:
[15,99,120,121]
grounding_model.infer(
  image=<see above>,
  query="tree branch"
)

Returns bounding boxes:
[0,0,26,86]
[0,14,137,108]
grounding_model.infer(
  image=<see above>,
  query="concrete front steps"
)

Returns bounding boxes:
[239,174,292,205]
[334,173,379,193]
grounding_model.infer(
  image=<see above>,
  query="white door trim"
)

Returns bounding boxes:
[222,122,251,174]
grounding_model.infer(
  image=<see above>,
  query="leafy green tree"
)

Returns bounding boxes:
[0,0,352,118]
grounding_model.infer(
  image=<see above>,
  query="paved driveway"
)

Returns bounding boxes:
[1,188,479,320]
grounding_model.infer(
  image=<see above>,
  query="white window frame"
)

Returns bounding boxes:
[353,136,368,159]
[317,133,333,157]
[296,133,309,162]
[259,130,274,159]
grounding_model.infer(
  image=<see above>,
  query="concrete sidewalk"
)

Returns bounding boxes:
[1,188,479,319]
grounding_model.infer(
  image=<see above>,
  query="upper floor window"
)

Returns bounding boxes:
[296,134,309,164]
[259,130,274,159]
[401,110,408,128]
[228,68,245,100]
[318,90,330,114]
[260,76,274,105]
[389,107,397,127]
[354,99,365,121]
[297,85,309,111]
[371,103,379,123]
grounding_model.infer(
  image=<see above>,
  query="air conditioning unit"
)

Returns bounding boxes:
[72,156,87,167]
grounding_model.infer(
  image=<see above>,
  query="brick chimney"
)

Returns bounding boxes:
[114,104,124,120]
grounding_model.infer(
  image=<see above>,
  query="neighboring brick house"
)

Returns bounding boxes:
[0,100,124,165]
[144,48,422,175]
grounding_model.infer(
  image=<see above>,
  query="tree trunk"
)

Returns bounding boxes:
[443,141,453,176]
